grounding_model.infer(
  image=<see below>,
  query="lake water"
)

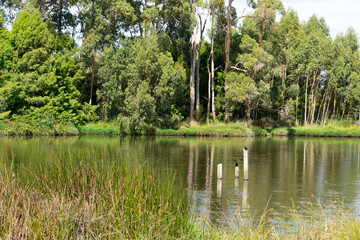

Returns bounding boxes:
[1,136,360,223]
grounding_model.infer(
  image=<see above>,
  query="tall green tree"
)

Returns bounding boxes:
[302,15,332,125]
[0,7,95,124]
[272,9,300,120]
[326,28,360,123]
[97,34,186,131]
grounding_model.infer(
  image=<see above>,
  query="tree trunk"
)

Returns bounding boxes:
[195,47,200,121]
[89,60,95,105]
[189,23,197,122]
[224,0,233,122]
[280,67,286,120]
[295,93,299,126]
[310,94,317,124]
[304,75,309,126]
[211,16,216,124]
[310,70,318,124]
[323,91,332,126]
[225,0,232,75]
[316,89,326,123]
[341,99,347,121]
[331,91,337,120]
[195,14,207,121]
[207,54,211,124]
[308,70,315,124]
[295,76,299,126]
[246,100,251,121]
[321,93,328,123]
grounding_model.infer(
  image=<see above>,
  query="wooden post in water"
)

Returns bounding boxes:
[235,162,239,178]
[235,177,239,188]
[217,162,223,179]
[242,180,248,208]
[217,179,222,198]
[243,146,248,180]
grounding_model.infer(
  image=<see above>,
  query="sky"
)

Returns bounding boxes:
[234,0,360,39]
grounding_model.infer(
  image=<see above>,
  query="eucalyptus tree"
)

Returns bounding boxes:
[77,0,136,105]
[224,72,255,120]
[248,0,284,43]
[189,0,198,123]
[301,15,332,125]
[213,0,241,121]
[326,28,360,123]
[220,0,283,121]
[350,71,360,126]
[272,9,300,120]
[224,71,270,120]
[195,1,209,121]
[206,0,217,124]
[97,34,186,131]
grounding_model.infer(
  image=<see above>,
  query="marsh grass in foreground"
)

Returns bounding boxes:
[2,145,360,239]
[202,200,360,239]
[0,152,200,239]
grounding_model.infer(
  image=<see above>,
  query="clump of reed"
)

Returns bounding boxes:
[262,202,359,239]
[2,143,360,239]
[157,122,254,137]
[78,121,121,135]
[0,153,199,239]
[205,200,360,239]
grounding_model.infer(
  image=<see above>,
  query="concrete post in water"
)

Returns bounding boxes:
[235,162,239,178]
[243,146,248,180]
[217,162,223,179]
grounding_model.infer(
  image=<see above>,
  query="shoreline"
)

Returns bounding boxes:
[2,121,360,138]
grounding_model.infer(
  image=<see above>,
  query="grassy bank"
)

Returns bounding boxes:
[157,122,254,137]
[2,119,360,137]
[158,120,360,138]
[0,118,79,136]
[77,121,121,135]
[2,149,360,239]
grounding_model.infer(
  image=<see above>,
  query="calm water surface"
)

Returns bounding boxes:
[1,136,360,222]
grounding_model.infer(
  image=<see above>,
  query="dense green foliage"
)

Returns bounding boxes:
[1,0,360,133]
[0,7,97,130]
[97,35,186,132]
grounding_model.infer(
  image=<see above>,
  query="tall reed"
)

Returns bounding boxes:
[0,148,200,239]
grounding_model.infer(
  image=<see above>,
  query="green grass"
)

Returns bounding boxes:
[0,119,79,136]
[78,121,121,135]
[291,125,360,137]
[158,120,360,138]
[3,118,360,137]
[157,122,254,137]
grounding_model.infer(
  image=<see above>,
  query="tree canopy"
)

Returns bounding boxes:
[1,0,360,131]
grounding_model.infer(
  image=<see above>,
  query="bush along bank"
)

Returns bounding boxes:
[157,122,360,138]
[3,119,360,138]
[0,119,79,136]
